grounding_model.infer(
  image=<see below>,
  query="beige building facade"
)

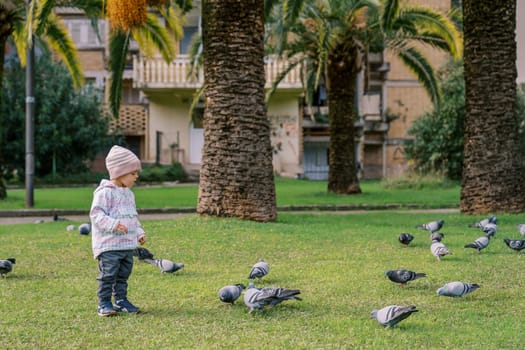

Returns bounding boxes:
[59,1,523,180]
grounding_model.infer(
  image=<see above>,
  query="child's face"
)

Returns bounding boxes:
[117,170,140,188]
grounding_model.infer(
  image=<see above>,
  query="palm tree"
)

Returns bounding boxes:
[196,0,277,222]
[266,0,462,194]
[461,0,525,213]
[0,0,85,200]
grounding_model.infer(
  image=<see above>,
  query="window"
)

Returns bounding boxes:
[180,26,198,54]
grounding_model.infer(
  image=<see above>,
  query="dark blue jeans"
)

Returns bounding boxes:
[97,250,134,304]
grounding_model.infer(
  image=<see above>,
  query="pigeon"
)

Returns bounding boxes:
[430,232,444,242]
[385,269,426,287]
[370,305,418,328]
[415,219,444,233]
[218,284,246,305]
[398,233,414,246]
[517,224,525,236]
[78,223,91,235]
[430,239,451,261]
[468,215,497,228]
[482,223,497,238]
[133,247,155,260]
[143,258,185,273]
[0,258,16,278]
[248,258,270,281]
[437,281,480,297]
[503,237,525,252]
[243,283,301,313]
[464,235,491,253]
[66,224,76,232]
[53,213,67,221]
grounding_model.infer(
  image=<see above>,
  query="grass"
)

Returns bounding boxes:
[1,211,525,349]
[0,177,460,210]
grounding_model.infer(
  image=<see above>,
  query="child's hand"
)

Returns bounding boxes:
[116,223,128,234]
[138,236,146,245]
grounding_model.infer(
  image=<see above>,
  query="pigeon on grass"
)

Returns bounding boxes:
[78,223,91,235]
[143,258,185,273]
[503,238,525,252]
[437,281,480,297]
[415,219,444,233]
[398,233,414,247]
[482,223,497,238]
[370,305,418,328]
[133,247,155,260]
[430,239,452,261]
[0,258,16,278]
[243,283,301,313]
[248,258,270,281]
[385,269,426,288]
[464,235,491,253]
[468,216,497,228]
[430,232,444,242]
[219,284,246,305]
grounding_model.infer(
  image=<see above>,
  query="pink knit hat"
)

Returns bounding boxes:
[105,145,142,180]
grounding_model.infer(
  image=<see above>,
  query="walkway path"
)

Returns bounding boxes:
[0,207,459,225]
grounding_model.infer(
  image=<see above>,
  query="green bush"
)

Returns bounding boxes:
[138,163,187,183]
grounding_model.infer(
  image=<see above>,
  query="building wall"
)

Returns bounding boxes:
[267,93,303,176]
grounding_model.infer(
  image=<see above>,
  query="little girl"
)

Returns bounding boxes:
[90,145,146,316]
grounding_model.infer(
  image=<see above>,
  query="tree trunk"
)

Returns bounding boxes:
[461,0,525,213]
[0,2,16,200]
[326,44,362,194]
[197,0,276,221]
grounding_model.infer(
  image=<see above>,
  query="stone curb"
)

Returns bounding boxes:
[0,203,458,218]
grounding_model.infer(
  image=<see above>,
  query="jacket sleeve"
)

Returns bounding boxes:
[90,189,119,235]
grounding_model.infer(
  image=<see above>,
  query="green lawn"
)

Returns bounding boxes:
[0,177,460,210]
[1,212,525,349]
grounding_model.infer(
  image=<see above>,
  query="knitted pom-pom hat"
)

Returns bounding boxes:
[105,145,142,180]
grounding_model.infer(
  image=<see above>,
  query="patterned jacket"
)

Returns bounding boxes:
[90,179,146,258]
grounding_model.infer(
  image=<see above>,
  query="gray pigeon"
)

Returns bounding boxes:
[78,223,91,235]
[503,237,525,252]
[0,258,16,278]
[430,239,451,261]
[430,232,444,242]
[370,305,418,328]
[482,223,497,238]
[517,224,525,236]
[464,235,490,253]
[143,258,185,273]
[248,258,270,281]
[385,269,426,288]
[468,215,497,228]
[437,281,480,297]
[218,284,245,305]
[133,247,155,260]
[243,283,301,313]
[415,219,444,233]
[398,233,414,246]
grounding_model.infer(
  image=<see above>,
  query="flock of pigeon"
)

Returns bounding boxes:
[372,215,525,328]
[4,214,525,325]
[218,258,302,313]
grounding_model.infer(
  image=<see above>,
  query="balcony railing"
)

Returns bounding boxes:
[133,54,303,90]
[108,104,148,136]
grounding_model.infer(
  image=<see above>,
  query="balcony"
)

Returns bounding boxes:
[108,104,148,136]
[132,54,303,91]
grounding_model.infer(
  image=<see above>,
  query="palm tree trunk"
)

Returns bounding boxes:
[326,45,362,194]
[197,0,276,222]
[461,0,525,213]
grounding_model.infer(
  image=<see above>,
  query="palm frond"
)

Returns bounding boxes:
[396,46,440,106]
[33,0,56,36]
[394,7,462,59]
[381,0,399,31]
[108,30,131,118]
[41,13,85,89]
[132,13,175,62]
